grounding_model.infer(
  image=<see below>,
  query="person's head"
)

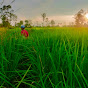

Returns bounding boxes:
[21,25,25,30]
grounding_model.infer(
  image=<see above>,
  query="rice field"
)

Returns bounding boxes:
[0,27,88,88]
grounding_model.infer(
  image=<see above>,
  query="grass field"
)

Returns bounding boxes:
[0,27,88,88]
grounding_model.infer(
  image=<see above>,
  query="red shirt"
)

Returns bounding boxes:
[21,30,29,37]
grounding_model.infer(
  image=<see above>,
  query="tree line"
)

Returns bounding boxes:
[0,0,17,27]
[15,13,55,27]
[0,0,88,27]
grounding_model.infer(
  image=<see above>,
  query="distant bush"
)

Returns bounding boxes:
[0,23,3,27]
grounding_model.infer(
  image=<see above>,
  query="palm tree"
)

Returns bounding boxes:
[41,13,46,27]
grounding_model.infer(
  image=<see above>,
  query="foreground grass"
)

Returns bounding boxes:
[0,27,88,88]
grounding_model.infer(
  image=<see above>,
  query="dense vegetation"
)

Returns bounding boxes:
[0,27,88,88]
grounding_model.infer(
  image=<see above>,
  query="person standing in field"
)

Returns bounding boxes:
[21,25,29,38]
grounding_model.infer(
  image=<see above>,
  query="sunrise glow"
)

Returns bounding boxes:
[85,14,88,19]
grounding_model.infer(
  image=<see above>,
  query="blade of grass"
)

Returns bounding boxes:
[72,71,82,88]
[76,63,88,87]
[16,64,31,88]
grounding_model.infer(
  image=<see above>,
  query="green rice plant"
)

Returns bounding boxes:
[0,27,88,88]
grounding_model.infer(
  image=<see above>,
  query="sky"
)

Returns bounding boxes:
[1,0,88,25]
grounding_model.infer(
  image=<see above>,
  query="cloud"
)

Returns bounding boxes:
[49,15,74,22]
[32,15,75,24]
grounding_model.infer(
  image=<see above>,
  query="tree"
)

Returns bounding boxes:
[74,9,86,27]
[51,20,55,27]
[41,13,46,26]
[16,23,20,27]
[16,20,23,27]
[25,20,29,27]
[45,18,49,27]
[29,20,32,26]
[0,5,17,27]
[25,20,32,27]
[20,20,23,25]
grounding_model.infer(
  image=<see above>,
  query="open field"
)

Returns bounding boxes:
[0,27,88,88]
